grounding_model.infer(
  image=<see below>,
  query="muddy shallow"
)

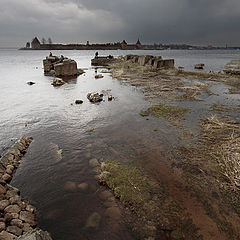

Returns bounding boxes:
[0,49,240,239]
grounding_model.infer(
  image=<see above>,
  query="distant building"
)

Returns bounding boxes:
[31,37,41,49]
[136,39,142,49]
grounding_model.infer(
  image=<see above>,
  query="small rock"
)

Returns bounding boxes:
[95,74,104,79]
[52,78,65,87]
[85,212,101,230]
[2,174,11,182]
[19,211,36,226]
[89,158,99,167]
[75,100,83,104]
[0,200,10,211]
[4,205,21,214]
[7,225,22,236]
[9,195,21,205]
[10,219,23,229]
[0,222,6,231]
[26,205,35,213]
[27,82,35,85]
[22,223,32,232]
[6,165,14,172]
[64,181,77,191]
[77,183,88,191]
[4,213,14,222]
[0,230,16,240]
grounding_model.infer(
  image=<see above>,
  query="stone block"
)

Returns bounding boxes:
[54,60,78,77]
[138,55,153,66]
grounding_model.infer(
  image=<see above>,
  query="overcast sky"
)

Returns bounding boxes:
[0,0,239,47]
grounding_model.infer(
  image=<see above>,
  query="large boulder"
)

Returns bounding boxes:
[54,59,78,77]
[223,60,240,75]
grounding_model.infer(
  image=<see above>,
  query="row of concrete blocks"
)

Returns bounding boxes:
[125,54,174,69]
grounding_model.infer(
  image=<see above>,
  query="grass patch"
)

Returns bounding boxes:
[148,103,188,121]
[100,161,152,206]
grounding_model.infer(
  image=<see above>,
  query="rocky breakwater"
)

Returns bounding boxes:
[0,136,52,240]
[43,54,84,77]
[124,54,174,69]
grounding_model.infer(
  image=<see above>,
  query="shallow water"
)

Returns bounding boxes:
[0,49,239,239]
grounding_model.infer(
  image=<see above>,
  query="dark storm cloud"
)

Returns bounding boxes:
[0,0,239,47]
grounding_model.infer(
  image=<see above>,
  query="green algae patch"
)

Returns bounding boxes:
[149,103,188,121]
[100,161,152,206]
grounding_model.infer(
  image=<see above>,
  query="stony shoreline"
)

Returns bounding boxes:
[0,136,52,240]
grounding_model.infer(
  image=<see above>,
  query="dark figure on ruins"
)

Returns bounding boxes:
[95,52,98,58]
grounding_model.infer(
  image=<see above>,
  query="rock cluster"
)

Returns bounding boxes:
[87,92,103,103]
[43,54,84,77]
[125,54,174,69]
[0,136,40,239]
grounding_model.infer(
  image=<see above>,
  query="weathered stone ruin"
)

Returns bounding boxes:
[223,60,240,75]
[91,56,115,66]
[125,54,174,69]
[43,54,83,77]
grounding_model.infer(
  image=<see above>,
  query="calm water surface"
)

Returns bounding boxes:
[0,49,239,239]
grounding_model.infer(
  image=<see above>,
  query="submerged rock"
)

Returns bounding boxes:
[87,92,103,103]
[85,212,101,230]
